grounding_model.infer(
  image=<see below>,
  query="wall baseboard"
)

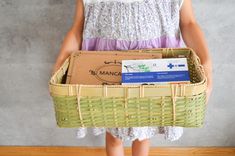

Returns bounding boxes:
[0,147,235,156]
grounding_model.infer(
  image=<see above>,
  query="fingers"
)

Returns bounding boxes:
[205,87,212,105]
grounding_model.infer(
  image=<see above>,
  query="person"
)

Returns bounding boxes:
[51,0,213,156]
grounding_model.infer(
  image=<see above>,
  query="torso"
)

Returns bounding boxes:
[81,0,184,50]
[78,0,185,142]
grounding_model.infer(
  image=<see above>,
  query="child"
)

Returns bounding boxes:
[51,0,213,155]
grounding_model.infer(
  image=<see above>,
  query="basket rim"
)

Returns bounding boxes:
[49,48,207,97]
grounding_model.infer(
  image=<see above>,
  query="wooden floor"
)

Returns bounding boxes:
[0,147,235,156]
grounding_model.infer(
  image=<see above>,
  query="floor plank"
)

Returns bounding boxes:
[0,147,235,156]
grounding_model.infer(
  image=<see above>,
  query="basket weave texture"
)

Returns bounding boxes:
[49,48,207,128]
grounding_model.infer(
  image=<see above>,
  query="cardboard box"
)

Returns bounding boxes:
[122,58,190,85]
[66,50,162,85]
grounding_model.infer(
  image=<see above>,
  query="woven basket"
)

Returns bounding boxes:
[49,48,207,128]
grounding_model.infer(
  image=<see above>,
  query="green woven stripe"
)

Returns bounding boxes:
[52,92,206,128]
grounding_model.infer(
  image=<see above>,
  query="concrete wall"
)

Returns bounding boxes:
[0,0,234,146]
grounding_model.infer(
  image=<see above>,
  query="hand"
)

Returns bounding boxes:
[206,85,212,105]
[201,63,213,105]
[51,64,60,77]
[205,76,212,105]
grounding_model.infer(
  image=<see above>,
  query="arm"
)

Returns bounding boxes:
[51,0,84,75]
[180,0,213,103]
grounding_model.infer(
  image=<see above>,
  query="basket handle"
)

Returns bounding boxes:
[165,48,175,57]
[124,87,129,108]
[195,54,201,64]
[103,85,108,97]
[139,85,145,98]
[198,64,205,74]
[76,84,84,127]
[171,84,178,126]
[194,52,208,84]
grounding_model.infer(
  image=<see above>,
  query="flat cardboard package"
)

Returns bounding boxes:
[66,50,162,85]
[121,58,191,85]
